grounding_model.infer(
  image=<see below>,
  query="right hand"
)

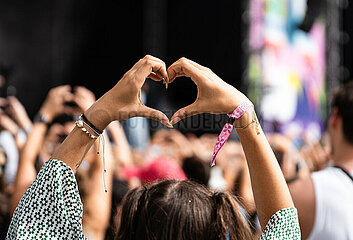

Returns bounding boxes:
[39,85,74,122]
[167,57,250,124]
[73,86,96,112]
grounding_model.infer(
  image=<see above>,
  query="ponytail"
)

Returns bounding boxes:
[116,187,147,240]
[212,192,252,240]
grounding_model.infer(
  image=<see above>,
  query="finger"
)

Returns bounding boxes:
[63,105,79,116]
[7,96,18,104]
[136,55,168,81]
[167,57,204,84]
[176,57,207,71]
[165,72,187,84]
[147,72,163,81]
[134,55,164,67]
[0,98,8,107]
[73,96,84,107]
[63,92,75,102]
[147,72,169,88]
[75,89,92,102]
[144,57,168,79]
[56,84,71,93]
[142,61,168,81]
[137,105,172,128]
[175,72,186,77]
[74,87,88,99]
[170,102,201,125]
[74,86,84,94]
[75,86,93,96]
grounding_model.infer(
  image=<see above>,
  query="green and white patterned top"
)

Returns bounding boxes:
[260,208,301,239]
[6,159,87,240]
[6,159,301,239]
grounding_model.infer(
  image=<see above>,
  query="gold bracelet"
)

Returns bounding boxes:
[233,108,260,135]
[234,119,256,130]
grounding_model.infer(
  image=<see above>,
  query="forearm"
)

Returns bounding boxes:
[16,114,32,131]
[235,112,294,229]
[20,123,46,163]
[51,126,96,173]
[52,101,111,172]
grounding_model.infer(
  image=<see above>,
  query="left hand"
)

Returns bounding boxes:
[84,55,171,130]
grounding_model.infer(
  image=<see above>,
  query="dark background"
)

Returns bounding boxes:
[0,0,351,133]
[343,0,353,84]
[0,0,244,125]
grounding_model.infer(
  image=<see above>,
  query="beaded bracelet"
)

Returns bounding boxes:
[81,114,103,135]
[76,119,98,139]
[75,115,108,193]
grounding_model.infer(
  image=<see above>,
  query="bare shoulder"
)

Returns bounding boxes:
[288,177,315,239]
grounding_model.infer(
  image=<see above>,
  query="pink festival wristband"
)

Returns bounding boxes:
[210,101,253,167]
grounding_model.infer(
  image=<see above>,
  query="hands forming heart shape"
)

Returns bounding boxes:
[85,55,250,131]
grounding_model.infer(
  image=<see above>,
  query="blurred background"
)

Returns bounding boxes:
[0,0,351,137]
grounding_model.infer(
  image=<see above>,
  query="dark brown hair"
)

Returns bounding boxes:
[182,155,210,186]
[116,180,252,240]
[332,81,353,144]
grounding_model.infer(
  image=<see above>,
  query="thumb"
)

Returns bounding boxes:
[137,105,172,128]
[170,102,201,125]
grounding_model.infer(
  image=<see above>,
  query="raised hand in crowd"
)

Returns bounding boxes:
[10,85,74,213]
[0,109,20,140]
[73,86,96,112]
[39,85,74,122]
[0,97,31,150]
[6,96,32,132]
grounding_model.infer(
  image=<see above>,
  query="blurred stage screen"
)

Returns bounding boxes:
[247,0,326,141]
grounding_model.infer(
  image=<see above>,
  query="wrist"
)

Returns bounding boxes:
[83,101,112,132]
[233,107,261,135]
[226,87,251,114]
[34,111,51,125]
[38,107,54,123]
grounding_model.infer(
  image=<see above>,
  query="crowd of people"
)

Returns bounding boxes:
[0,56,352,239]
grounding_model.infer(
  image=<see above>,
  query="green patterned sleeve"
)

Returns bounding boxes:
[260,207,301,240]
[6,159,87,240]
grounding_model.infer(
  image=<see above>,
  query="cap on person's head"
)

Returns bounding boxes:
[123,158,187,183]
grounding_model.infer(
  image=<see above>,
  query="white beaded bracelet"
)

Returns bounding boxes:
[75,117,108,192]
[75,119,98,139]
